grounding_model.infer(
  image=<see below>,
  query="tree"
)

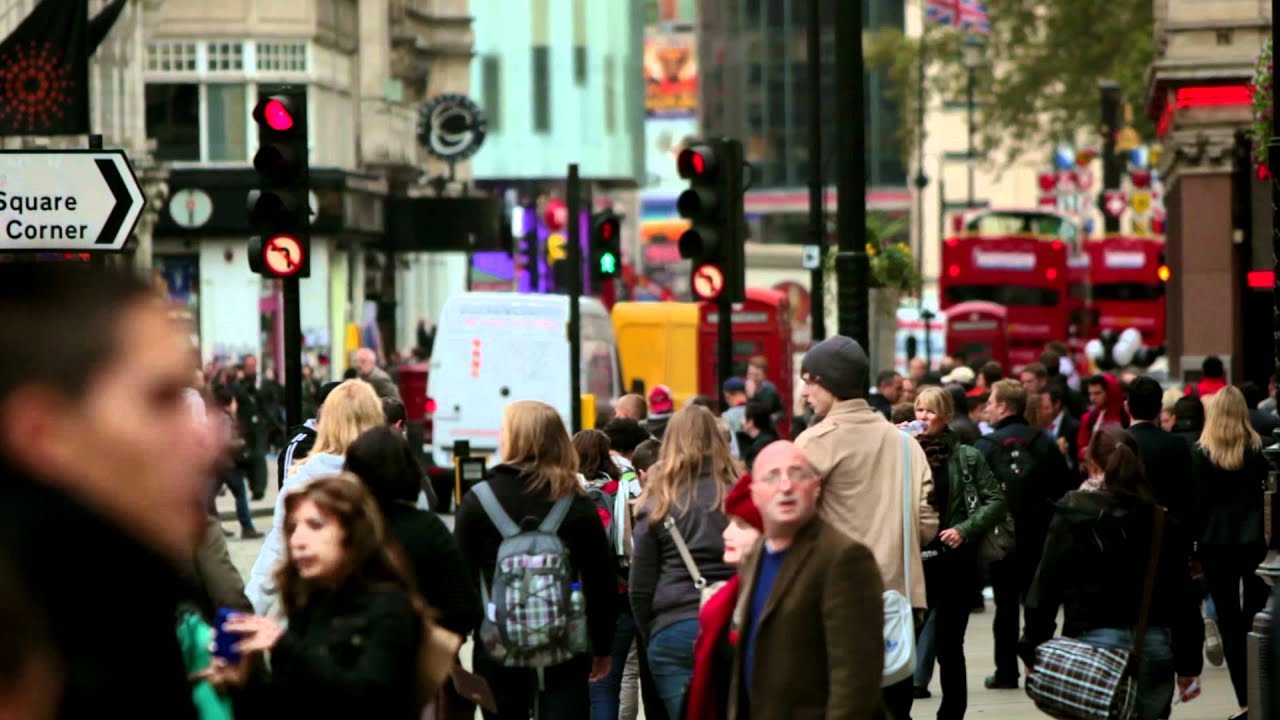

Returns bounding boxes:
[866,0,1155,164]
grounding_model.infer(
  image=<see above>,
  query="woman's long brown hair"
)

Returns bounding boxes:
[274,473,412,617]
[638,405,736,525]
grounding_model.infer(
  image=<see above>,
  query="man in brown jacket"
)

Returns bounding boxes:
[795,336,939,720]
[728,440,885,720]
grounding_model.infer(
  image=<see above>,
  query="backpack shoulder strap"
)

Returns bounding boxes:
[538,494,576,534]
[472,482,521,539]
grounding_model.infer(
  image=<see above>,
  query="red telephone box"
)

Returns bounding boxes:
[698,288,795,435]
[944,301,1009,370]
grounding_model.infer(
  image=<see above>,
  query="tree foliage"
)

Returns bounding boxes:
[866,0,1155,164]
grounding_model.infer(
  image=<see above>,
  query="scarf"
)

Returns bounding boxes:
[915,429,954,474]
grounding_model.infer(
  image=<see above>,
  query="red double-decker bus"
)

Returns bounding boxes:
[941,210,1074,368]
[1084,236,1168,347]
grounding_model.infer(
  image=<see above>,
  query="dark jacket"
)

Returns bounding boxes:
[270,587,421,718]
[454,464,619,658]
[630,473,735,641]
[1193,445,1268,549]
[178,514,253,624]
[1044,410,1080,472]
[949,414,981,446]
[0,468,198,719]
[976,415,1076,569]
[933,432,1008,542]
[1021,491,1204,678]
[726,518,886,720]
[1127,422,1195,543]
[277,420,317,490]
[742,429,780,469]
[867,393,893,420]
[382,500,481,637]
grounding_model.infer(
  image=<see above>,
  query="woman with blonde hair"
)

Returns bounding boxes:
[629,405,737,718]
[1193,385,1268,719]
[245,379,385,613]
[454,400,618,719]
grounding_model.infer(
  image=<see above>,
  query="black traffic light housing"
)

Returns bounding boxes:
[591,210,622,285]
[676,138,745,303]
[248,85,310,278]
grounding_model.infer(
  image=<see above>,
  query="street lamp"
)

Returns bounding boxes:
[961,36,983,209]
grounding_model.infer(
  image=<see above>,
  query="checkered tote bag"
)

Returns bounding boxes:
[1025,507,1165,720]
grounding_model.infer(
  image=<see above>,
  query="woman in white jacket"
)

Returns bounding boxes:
[245,379,385,613]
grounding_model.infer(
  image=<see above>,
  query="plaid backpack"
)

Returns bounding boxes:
[472,482,589,675]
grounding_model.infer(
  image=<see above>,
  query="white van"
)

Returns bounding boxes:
[429,292,621,469]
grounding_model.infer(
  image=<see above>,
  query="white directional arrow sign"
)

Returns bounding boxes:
[0,150,145,251]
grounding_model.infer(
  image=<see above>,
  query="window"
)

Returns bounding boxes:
[944,285,1061,307]
[532,47,550,133]
[574,47,588,85]
[256,42,308,72]
[145,84,200,161]
[603,55,616,133]
[206,84,247,161]
[482,56,501,132]
[1091,283,1165,302]
[206,42,243,71]
[146,42,198,72]
[146,82,250,162]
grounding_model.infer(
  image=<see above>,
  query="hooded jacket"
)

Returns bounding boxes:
[247,452,348,614]
[1077,373,1129,462]
[1021,490,1204,678]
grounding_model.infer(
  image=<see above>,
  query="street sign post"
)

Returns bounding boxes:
[0,150,144,251]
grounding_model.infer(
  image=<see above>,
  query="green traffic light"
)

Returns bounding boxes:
[599,252,618,275]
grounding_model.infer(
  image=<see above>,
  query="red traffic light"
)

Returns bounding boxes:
[255,96,297,132]
[677,145,717,179]
[600,219,616,240]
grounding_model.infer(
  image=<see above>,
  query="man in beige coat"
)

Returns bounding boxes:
[795,335,939,720]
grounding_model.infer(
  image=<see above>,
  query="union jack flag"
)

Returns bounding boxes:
[926,0,991,34]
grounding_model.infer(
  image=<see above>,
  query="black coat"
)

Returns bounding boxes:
[1193,446,1268,549]
[949,415,981,446]
[454,464,619,658]
[270,587,421,719]
[976,415,1077,570]
[867,393,892,420]
[1022,491,1204,678]
[382,501,482,637]
[1045,411,1080,472]
[1127,422,1195,543]
[0,468,197,719]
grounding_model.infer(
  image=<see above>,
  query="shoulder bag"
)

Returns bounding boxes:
[664,516,728,608]
[1024,505,1165,720]
[882,431,917,687]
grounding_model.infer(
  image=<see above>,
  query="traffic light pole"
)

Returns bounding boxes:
[806,0,825,343]
[283,278,302,429]
[834,0,869,349]
[567,164,583,434]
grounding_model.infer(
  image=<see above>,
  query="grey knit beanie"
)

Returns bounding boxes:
[800,336,869,401]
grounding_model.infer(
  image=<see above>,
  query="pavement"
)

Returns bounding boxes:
[215,457,1243,720]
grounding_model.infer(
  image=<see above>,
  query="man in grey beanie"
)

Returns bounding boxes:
[795,335,939,720]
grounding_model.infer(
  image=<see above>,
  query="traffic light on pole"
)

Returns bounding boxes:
[248,86,310,278]
[591,210,622,283]
[676,138,745,303]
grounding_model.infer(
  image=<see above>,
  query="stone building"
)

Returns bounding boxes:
[1147,0,1272,383]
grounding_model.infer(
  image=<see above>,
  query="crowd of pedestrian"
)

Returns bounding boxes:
[5,260,1280,720]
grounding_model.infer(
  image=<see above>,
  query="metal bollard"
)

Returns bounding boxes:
[1249,438,1280,716]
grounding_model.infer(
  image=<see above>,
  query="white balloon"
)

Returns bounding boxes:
[1085,339,1104,361]
[1114,328,1143,366]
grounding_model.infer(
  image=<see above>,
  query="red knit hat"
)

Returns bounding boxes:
[724,473,763,531]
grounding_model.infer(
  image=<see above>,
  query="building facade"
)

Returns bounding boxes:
[1146,0,1268,383]
[143,0,474,376]
[468,0,645,296]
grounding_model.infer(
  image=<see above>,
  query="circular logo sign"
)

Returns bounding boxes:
[691,263,724,301]
[263,234,304,277]
[417,94,488,161]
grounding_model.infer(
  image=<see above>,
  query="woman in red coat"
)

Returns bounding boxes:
[685,473,763,720]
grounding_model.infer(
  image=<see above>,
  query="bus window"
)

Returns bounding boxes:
[944,285,1061,307]
[1090,283,1165,301]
